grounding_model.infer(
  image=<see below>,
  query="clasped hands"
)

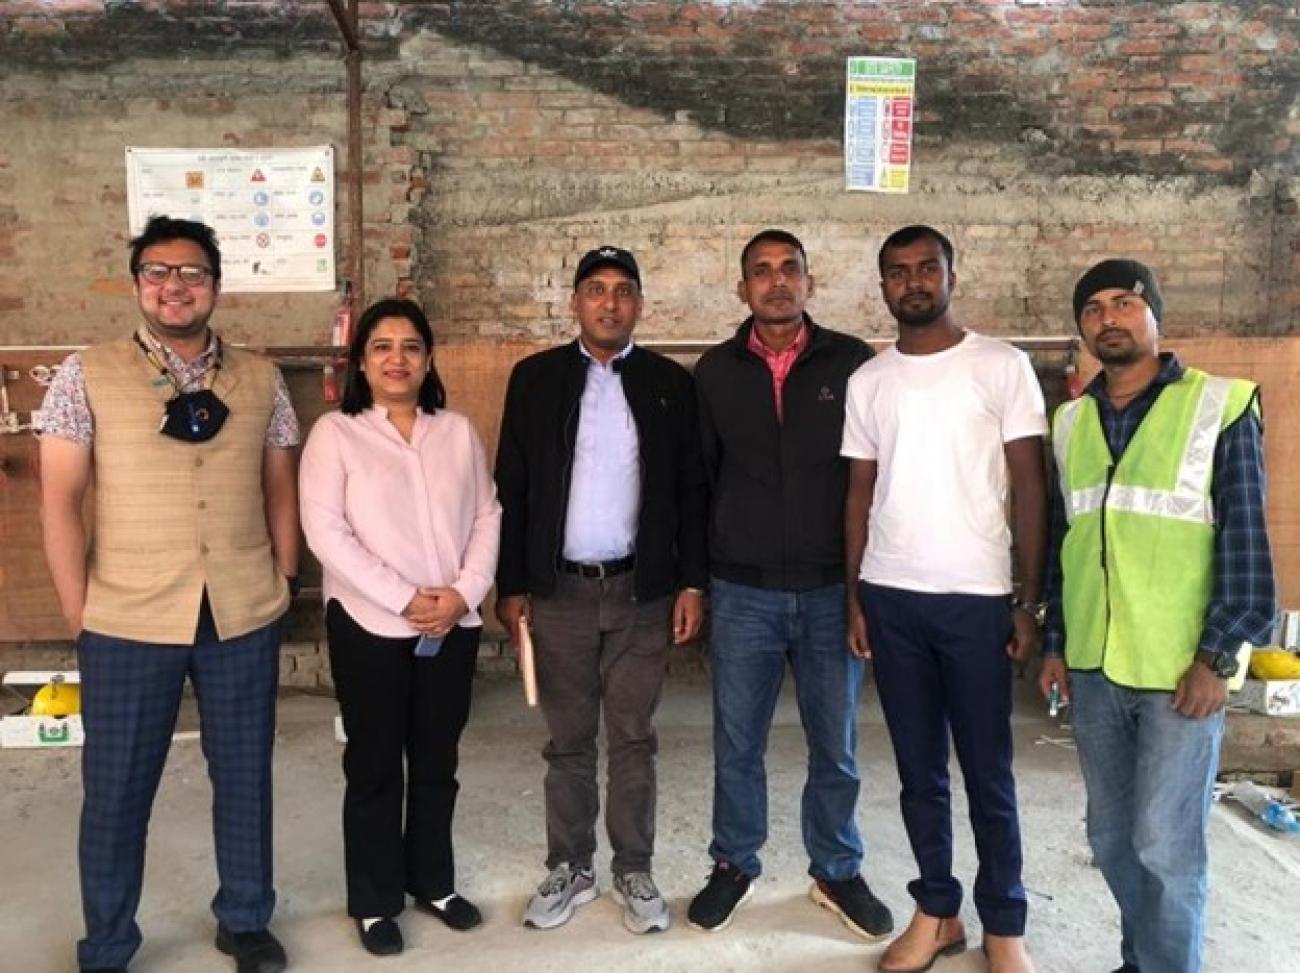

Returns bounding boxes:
[402,586,468,637]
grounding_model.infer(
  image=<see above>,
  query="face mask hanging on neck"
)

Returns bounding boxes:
[134,329,230,443]
[160,388,229,443]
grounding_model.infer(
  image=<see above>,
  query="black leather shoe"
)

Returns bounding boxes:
[214,926,288,973]
[356,917,404,956]
[81,968,127,972]
[416,893,482,931]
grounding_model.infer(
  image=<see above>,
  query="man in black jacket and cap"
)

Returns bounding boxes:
[495,246,708,936]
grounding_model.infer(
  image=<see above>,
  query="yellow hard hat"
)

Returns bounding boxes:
[1249,649,1300,681]
[30,678,81,718]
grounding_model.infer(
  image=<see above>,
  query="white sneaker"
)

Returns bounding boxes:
[523,863,599,930]
[612,871,670,934]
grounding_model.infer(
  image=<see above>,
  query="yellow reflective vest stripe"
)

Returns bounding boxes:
[1051,367,1257,690]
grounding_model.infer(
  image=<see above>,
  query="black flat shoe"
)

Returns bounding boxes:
[214,926,287,973]
[417,893,483,931]
[356,917,404,956]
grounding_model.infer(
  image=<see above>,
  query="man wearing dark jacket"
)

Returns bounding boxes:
[495,246,708,935]
[687,229,892,941]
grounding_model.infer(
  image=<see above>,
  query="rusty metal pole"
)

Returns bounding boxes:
[326,0,365,310]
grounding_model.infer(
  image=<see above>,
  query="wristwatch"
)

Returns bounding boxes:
[1011,597,1048,628]
[1194,648,1239,679]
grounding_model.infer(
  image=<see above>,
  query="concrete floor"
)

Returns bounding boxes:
[4,674,1300,973]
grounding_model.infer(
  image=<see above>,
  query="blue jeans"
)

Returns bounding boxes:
[1071,670,1224,973]
[707,578,865,881]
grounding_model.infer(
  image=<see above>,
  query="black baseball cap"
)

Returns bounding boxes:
[574,246,641,289]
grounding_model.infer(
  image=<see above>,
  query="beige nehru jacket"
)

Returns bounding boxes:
[80,337,289,644]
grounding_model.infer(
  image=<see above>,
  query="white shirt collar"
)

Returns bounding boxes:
[577,338,635,367]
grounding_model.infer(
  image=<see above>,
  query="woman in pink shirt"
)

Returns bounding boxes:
[300,299,501,957]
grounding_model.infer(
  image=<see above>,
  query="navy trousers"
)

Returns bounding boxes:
[860,582,1027,936]
[76,606,281,971]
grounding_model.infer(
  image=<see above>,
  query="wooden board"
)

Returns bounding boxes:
[1,352,70,641]
[0,343,540,643]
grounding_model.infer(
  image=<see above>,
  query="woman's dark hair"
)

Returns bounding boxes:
[341,298,447,415]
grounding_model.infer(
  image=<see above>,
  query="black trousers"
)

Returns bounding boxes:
[326,599,481,918]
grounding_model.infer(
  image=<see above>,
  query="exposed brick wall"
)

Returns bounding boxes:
[4,2,1296,179]
[0,2,1296,345]
[429,0,1300,181]
[387,28,1294,341]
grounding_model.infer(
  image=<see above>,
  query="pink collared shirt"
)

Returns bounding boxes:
[747,321,808,421]
[300,406,502,638]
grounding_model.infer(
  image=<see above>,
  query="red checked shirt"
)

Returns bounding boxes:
[747,322,808,421]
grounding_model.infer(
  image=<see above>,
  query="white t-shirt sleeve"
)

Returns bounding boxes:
[840,370,877,460]
[1000,350,1049,443]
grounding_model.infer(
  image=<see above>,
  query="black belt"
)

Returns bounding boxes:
[559,554,635,579]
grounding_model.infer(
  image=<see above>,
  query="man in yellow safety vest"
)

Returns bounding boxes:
[1040,259,1277,973]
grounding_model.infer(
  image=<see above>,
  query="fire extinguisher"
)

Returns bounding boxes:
[323,280,353,404]
[1064,349,1084,400]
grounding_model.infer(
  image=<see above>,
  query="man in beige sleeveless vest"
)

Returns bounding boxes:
[38,217,300,973]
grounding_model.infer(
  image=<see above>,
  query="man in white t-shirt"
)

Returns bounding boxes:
[842,225,1047,973]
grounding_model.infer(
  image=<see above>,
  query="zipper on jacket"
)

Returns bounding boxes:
[740,339,789,589]
[552,388,581,585]
[774,340,815,590]
[757,330,816,591]
[769,335,821,593]
[777,359,790,590]
[629,389,647,603]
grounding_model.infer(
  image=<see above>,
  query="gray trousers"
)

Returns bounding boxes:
[530,570,672,876]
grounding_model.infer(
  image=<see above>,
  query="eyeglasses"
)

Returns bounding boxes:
[137,262,214,287]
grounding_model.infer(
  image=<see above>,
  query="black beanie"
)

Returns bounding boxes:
[1072,259,1163,324]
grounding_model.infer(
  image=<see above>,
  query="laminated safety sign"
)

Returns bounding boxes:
[125,145,336,292]
[844,57,916,194]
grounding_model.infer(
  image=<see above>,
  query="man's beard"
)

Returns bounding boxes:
[1094,330,1140,364]
[894,294,949,327]
[1095,343,1141,365]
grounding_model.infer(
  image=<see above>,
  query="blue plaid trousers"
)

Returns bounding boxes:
[75,612,281,970]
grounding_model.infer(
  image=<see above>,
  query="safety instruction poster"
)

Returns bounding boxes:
[125,146,335,292]
[844,57,915,193]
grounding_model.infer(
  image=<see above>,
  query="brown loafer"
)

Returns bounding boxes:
[877,910,966,973]
[983,933,1035,973]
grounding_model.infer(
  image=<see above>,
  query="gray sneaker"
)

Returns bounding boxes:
[612,871,670,934]
[523,863,599,929]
